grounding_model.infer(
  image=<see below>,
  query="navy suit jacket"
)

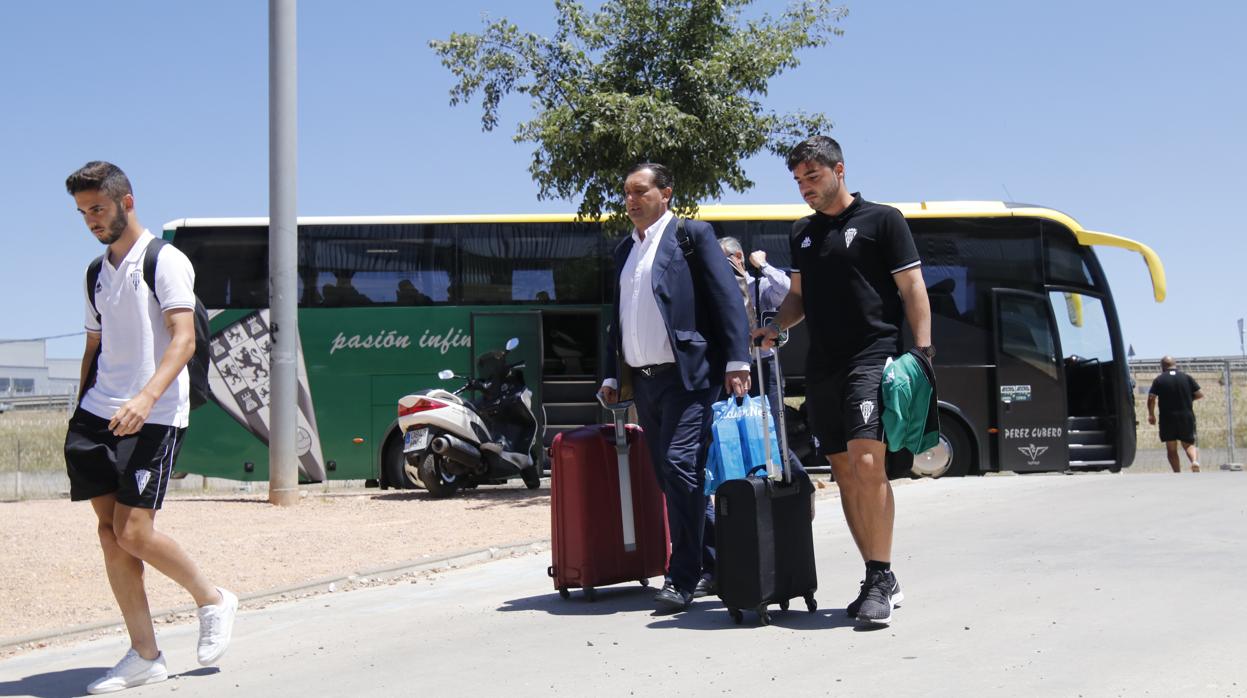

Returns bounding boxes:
[605,216,750,397]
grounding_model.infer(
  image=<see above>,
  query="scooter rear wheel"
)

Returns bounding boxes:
[417,453,461,498]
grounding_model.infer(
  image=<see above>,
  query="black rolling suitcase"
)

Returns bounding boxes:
[714,345,817,625]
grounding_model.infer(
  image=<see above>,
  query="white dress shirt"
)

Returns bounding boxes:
[620,210,677,369]
[603,211,749,391]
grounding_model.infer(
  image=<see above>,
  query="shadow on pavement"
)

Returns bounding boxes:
[500,588,867,632]
[499,584,663,616]
[371,489,550,509]
[0,667,108,698]
[646,605,862,631]
[0,664,221,698]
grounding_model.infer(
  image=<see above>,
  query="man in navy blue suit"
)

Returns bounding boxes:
[598,162,751,612]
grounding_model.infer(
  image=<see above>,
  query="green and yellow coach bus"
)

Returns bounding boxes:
[163,201,1164,485]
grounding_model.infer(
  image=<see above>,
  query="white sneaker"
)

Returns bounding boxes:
[86,649,168,694]
[197,587,238,666]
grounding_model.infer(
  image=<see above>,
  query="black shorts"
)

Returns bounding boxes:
[1158,412,1197,445]
[804,359,886,456]
[64,407,185,509]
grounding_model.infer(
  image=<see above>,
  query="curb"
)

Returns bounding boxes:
[0,538,550,654]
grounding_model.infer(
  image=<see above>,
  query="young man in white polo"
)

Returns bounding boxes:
[64,161,236,694]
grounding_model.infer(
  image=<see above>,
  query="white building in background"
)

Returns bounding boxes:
[0,340,79,397]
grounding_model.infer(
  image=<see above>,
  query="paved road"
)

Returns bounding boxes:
[3,473,1245,697]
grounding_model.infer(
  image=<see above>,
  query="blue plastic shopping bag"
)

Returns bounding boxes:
[704,395,782,494]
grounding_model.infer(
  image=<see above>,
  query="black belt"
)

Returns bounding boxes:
[633,362,675,378]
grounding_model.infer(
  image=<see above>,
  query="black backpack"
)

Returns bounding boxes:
[85,238,213,409]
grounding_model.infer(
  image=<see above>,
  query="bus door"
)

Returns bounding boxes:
[470,311,544,460]
[992,290,1069,472]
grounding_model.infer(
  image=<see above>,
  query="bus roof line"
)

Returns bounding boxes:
[1003,206,1167,303]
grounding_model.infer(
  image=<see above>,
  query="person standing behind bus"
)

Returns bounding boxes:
[598,162,751,612]
[64,162,237,694]
[754,136,933,626]
[719,238,791,421]
[1148,356,1204,472]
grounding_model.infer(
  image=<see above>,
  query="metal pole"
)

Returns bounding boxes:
[15,437,21,501]
[1226,361,1236,465]
[268,0,299,506]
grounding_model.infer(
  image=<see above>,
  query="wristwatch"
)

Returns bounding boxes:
[916,345,936,360]
[765,320,783,335]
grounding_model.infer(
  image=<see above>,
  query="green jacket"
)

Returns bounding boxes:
[881,350,940,453]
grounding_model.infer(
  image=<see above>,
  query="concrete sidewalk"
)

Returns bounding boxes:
[2,473,1245,697]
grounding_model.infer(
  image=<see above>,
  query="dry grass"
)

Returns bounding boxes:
[0,409,69,474]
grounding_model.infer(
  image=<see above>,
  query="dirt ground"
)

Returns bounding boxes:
[0,484,555,652]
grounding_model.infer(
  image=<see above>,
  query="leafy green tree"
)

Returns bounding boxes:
[431,0,847,221]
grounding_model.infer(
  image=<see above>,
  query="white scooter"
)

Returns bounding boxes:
[396,337,541,498]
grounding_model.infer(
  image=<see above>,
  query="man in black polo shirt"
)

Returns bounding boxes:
[755,136,932,626]
[1148,356,1204,472]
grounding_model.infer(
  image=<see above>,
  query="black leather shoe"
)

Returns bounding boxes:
[693,577,717,599]
[654,583,693,612]
[653,579,673,601]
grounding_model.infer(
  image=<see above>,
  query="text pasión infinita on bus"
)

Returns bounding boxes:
[418,327,472,355]
[329,330,412,355]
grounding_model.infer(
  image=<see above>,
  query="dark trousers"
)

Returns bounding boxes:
[632,367,715,594]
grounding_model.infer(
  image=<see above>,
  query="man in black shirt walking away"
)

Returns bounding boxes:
[1148,356,1204,472]
[755,136,932,626]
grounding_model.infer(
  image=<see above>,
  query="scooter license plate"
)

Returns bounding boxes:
[403,428,430,453]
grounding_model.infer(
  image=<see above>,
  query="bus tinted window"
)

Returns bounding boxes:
[173,227,269,309]
[912,217,1043,364]
[1043,223,1097,289]
[998,293,1058,380]
[299,225,454,307]
[747,220,794,270]
[705,220,794,271]
[456,222,602,304]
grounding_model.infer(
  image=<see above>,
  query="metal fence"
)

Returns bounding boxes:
[1129,356,1247,472]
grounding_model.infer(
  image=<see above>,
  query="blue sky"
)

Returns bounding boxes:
[2,1,1244,359]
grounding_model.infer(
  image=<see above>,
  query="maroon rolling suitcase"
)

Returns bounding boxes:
[548,401,669,601]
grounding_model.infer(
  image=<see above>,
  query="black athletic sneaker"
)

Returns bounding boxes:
[856,570,904,624]
[846,570,903,619]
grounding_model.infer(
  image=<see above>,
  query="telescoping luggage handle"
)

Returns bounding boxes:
[597,395,638,552]
[751,338,792,484]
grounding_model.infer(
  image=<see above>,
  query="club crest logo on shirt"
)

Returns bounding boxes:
[134,470,152,494]
[844,227,858,247]
[859,399,875,424]
[128,267,143,291]
[800,236,812,249]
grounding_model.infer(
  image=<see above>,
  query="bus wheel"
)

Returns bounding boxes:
[912,418,972,478]
[417,453,460,498]
[385,436,419,489]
